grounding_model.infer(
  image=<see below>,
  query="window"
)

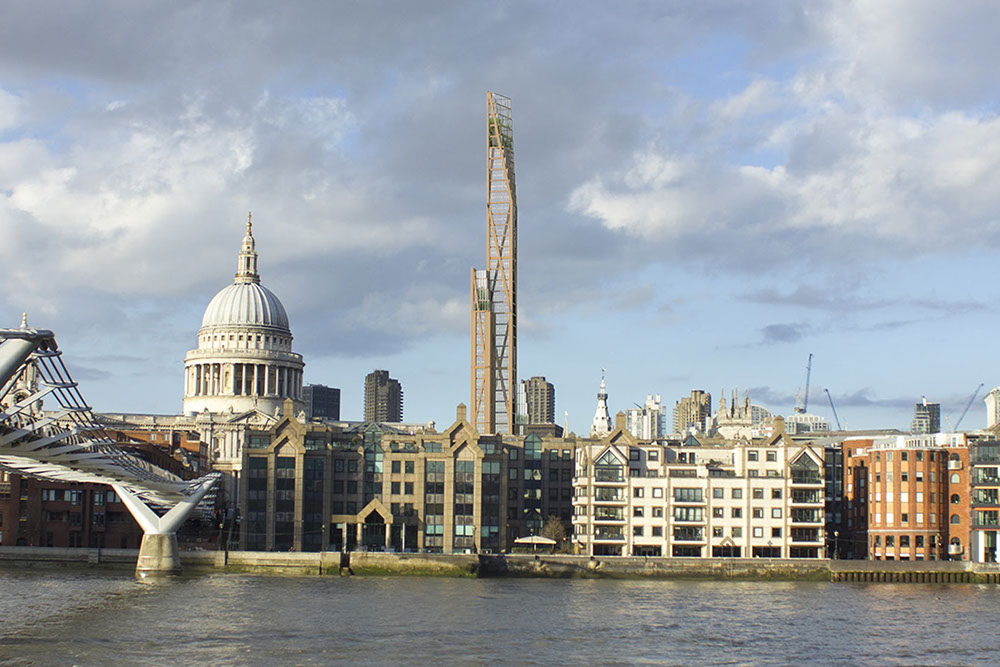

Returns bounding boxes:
[951,473,960,484]
[753,488,764,499]
[391,461,401,474]
[772,489,782,499]
[951,493,960,504]
[334,459,344,472]
[347,460,358,473]
[748,451,759,462]
[713,488,724,499]
[630,449,640,461]
[731,508,742,518]
[713,507,723,518]
[713,527,724,538]
[766,451,777,462]
[404,482,413,495]
[732,527,743,538]
[901,513,908,523]
[900,536,910,547]
[652,526,663,537]
[886,535,895,547]
[673,488,703,503]
[633,507,644,517]
[753,527,763,538]
[652,507,663,518]
[771,508,782,519]
[901,452,908,462]
[771,527,781,538]
[633,488,644,498]
[915,535,924,547]
[550,449,559,461]
[673,507,704,522]
[633,526,644,536]
[731,489,743,499]
[391,482,400,494]
[916,512,924,524]
[951,514,960,524]
[652,488,663,499]
[405,461,414,474]
[916,492,923,502]
[752,508,764,518]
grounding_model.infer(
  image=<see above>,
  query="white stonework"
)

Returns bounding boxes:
[183,217,304,420]
[590,373,612,438]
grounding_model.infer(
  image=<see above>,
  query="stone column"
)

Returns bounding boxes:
[356,522,363,548]
[384,523,391,549]
[402,523,407,552]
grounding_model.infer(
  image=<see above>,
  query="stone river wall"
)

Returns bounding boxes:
[3,546,1000,582]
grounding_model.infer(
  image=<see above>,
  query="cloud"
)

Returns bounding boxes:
[760,323,808,344]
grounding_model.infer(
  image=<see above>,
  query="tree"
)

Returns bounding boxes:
[540,514,566,546]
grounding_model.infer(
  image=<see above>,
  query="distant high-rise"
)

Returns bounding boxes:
[673,390,712,434]
[520,376,555,425]
[364,370,403,423]
[471,91,517,435]
[986,387,1000,430]
[625,394,666,440]
[911,398,940,434]
[303,384,341,420]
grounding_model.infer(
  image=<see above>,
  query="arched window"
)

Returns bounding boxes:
[951,473,960,484]
[951,494,960,504]
[950,537,961,546]
[950,514,961,524]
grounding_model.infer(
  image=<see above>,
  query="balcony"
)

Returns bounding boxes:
[791,491,823,504]
[791,529,821,543]
[593,509,625,522]
[593,529,625,542]
[791,473,823,485]
[672,528,705,542]
[949,544,964,556]
[948,460,962,471]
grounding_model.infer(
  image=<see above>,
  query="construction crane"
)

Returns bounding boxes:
[953,383,984,431]
[794,353,813,414]
[824,388,843,431]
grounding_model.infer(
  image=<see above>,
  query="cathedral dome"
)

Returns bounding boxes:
[200,282,289,332]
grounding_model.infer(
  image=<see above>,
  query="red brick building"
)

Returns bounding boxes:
[843,434,970,561]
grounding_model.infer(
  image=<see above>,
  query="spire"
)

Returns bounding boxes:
[590,370,612,437]
[20,312,27,329]
[235,212,260,284]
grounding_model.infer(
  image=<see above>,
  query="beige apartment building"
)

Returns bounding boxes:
[572,417,826,558]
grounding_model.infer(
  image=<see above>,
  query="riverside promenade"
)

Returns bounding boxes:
[4,546,1000,582]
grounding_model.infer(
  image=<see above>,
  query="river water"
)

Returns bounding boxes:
[2,569,999,665]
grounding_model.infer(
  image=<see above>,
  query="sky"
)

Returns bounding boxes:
[1,1,999,433]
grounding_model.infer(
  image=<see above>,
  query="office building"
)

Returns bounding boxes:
[673,390,711,435]
[364,370,403,423]
[471,91,517,435]
[843,433,970,560]
[303,384,341,420]
[625,394,666,440]
[520,376,555,426]
[911,398,941,434]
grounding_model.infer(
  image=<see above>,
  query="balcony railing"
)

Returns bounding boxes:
[791,474,822,485]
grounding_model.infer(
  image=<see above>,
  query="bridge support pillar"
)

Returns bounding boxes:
[113,476,216,578]
[136,533,182,576]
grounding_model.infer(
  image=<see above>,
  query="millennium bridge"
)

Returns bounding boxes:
[0,320,217,577]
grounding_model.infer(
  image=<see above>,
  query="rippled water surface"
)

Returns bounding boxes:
[2,569,1000,665]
